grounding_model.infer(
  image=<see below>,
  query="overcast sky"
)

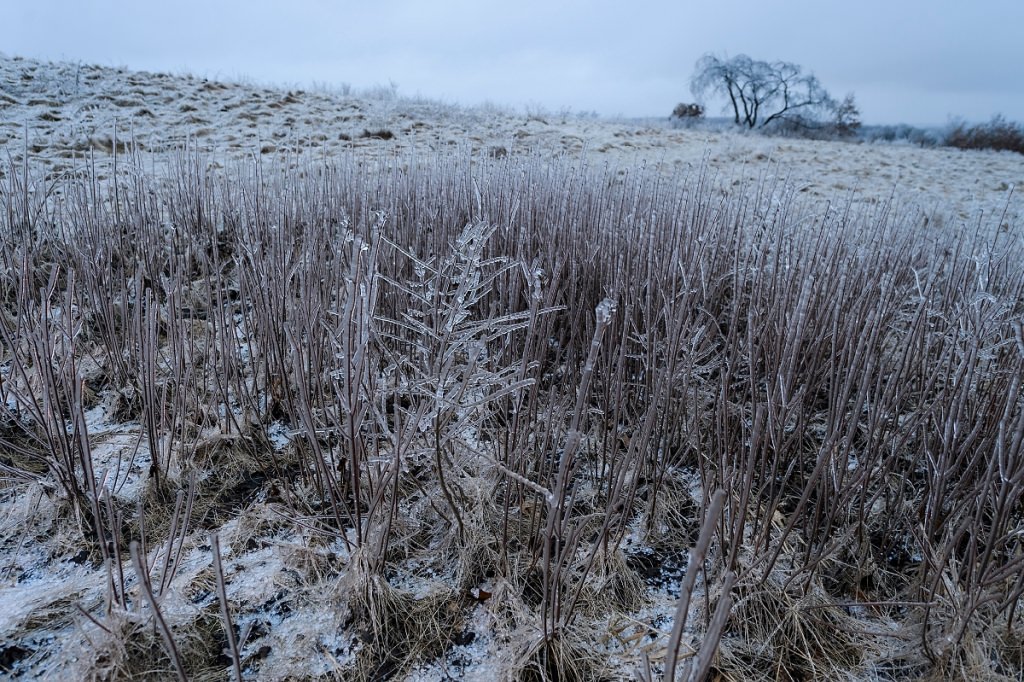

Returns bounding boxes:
[4,1,1022,126]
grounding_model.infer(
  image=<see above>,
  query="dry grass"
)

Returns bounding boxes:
[0,136,1022,680]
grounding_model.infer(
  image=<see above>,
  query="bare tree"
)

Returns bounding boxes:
[691,53,849,132]
[832,93,862,137]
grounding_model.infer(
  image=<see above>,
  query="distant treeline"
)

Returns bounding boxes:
[671,112,1024,155]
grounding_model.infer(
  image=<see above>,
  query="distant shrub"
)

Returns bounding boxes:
[361,128,395,140]
[861,124,941,148]
[670,102,705,120]
[831,93,861,138]
[944,115,1024,155]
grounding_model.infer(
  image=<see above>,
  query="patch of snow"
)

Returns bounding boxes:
[267,421,292,452]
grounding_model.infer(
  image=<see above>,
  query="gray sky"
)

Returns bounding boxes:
[4,0,1022,126]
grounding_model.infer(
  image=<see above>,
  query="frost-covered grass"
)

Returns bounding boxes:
[1,57,1024,681]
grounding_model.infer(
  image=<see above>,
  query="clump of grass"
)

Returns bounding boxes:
[78,607,230,681]
[717,579,866,680]
[346,561,465,679]
[517,627,610,682]
[360,128,395,140]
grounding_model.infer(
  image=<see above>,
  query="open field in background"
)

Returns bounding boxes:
[2,54,1023,227]
[2,55,1024,680]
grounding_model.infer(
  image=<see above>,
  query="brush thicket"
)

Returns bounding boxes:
[1,141,1022,679]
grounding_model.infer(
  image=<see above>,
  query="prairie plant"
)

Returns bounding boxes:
[1,140,1022,679]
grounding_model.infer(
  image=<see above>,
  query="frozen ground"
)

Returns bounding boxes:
[1,53,1023,680]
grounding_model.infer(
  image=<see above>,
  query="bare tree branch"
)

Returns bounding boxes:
[691,53,856,134]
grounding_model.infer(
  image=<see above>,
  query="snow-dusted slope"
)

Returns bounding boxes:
[2,53,1021,225]
[1,54,1023,680]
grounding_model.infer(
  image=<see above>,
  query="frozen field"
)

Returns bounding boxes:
[2,54,1021,224]
[2,54,1023,681]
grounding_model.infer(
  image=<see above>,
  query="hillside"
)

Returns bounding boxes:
[1,55,1023,681]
